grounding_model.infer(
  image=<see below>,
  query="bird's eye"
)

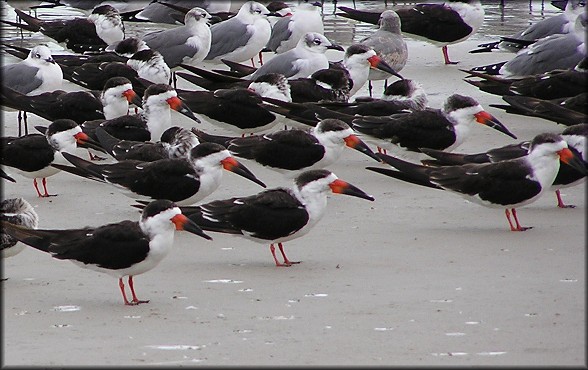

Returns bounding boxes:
[313,39,321,45]
[255,8,261,13]
[35,53,41,58]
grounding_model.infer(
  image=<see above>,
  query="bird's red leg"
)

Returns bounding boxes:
[119,278,132,305]
[33,178,43,197]
[41,178,56,197]
[509,208,532,231]
[250,58,256,67]
[258,51,264,65]
[278,242,300,265]
[505,209,517,231]
[269,244,290,267]
[442,46,458,65]
[128,276,149,305]
[555,190,574,208]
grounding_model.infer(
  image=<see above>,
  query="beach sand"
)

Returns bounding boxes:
[1,37,585,366]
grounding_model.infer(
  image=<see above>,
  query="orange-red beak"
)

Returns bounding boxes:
[171,213,211,240]
[329,179,374,201]
[221,157,266,188]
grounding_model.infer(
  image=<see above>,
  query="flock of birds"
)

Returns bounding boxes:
[1,0,586,306]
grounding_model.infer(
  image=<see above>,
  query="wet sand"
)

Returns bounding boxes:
[1,36,585,366]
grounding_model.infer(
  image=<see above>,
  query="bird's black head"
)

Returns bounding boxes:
[141,199,177,219]
[190,142,226,160]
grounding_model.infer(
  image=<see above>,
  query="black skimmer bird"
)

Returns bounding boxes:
[1,119,105,197]
[265,1,323,54]
[470,12,586,77]
[95,126,200,162]
[60,49,171,94]
[178,65,351,103]
[352,94,517,155]
[194,118,381,176]
[2,37,146,68]
[420,124,588,209]
[142,7,213,69]
[80,83,199,143]
[258,79,428,128]
[204,1,275,66]
[1,198,39,260]
[367,132,586,231]
[489,93,587,127]
[162,169,374,266]
[471,0,585,53]
[1,199,210,305]
[176,87,280,135]
[5,5,125,53]
[53,142,266,205]
[358,10,408,96]
[317,79,428,117]
[1,77,139,124]
[461,57,588,99]
[337,1,484,65]
[1,45,63,136]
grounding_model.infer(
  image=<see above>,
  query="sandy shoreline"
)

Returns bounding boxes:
[1,24,586,367]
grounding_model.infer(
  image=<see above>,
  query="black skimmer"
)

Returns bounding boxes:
[258,79,428,128]
[471,0,585,53]
[176,87,280,135]
[1,198,39,260]
[420,124,588,208]
[337,1,484,65]
[367,132,586,231]
[317,79,428,117]
[61,49,171,94]
[164,169,374,266]
[177,65,351,103]
[2,37,147,67]
[1,199,210,305]
[1,119,105,197]
[470,12,586,77]
[142,7,213,69]
[489,93,587,127]
[80,83,199,143]
[5,5,125,53]
[194,118,381,177]
[461,56,588,99]
[1,45,63,136]
[244,32,344,80]
[95,126,200,162]
[358,10,408,96]
[265,1,323,54]
[204,2,275,65]
[1,77,139,124]
[53,142,266,205]
[352,94,517,155]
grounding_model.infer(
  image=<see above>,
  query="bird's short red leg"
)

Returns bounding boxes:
[270,244,290,267]
[33,178,43,197]
[128,276,149,305]
[119,278,132,305]
[278,243,300,265]
[442,46,458,65]
[511,208,531,231]
[555,190,574,208]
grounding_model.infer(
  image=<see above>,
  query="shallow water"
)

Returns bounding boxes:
[0,0,566,52]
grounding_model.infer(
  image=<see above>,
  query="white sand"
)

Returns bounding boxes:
[2,36,585,366]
